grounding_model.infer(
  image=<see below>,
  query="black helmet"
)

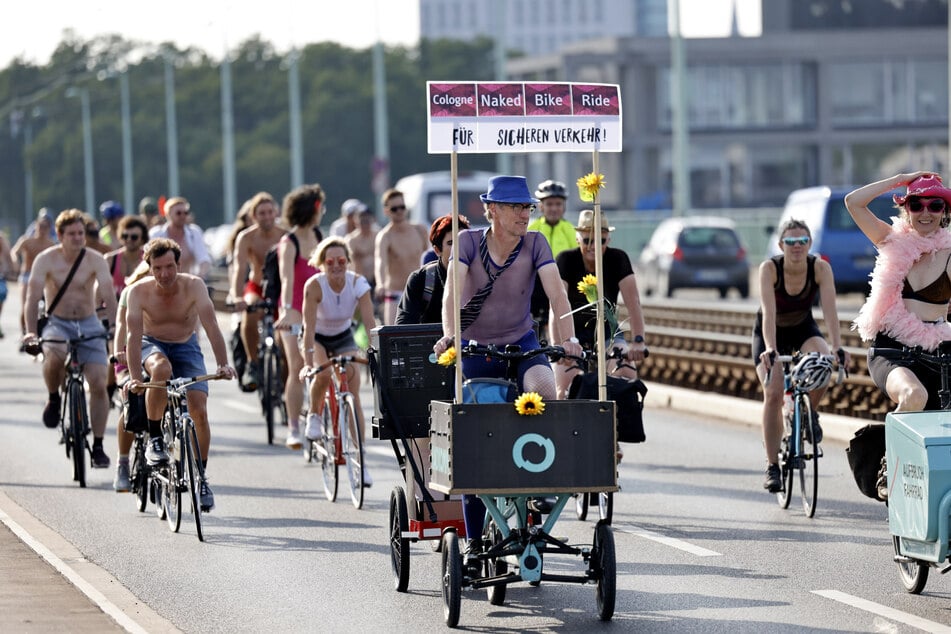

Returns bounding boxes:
[535,179,567,200]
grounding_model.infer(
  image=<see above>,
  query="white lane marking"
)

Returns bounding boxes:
[813,590,951,633]
[614,524,721,557]
[0,508,149,634]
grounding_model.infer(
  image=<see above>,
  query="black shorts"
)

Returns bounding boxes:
[867,332,943,410]
[751,315,823,364]
[314,328,357,357]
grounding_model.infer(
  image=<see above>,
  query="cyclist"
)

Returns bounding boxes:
[554,209,647,399]
[527,179,574,341]
[22,209,118,468]
[755,218,848,493]
[431,175,582,572]
[396,214,471,325]
[13,208,57,338]
[299,237,377,482]
[227,192,286,390]
[125,238,236,512]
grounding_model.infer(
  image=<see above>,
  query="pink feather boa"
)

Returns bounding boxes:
[853,217,951,350]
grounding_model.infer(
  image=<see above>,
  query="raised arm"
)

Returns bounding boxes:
[844,172,932,246]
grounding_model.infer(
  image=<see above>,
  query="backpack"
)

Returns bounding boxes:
[261,233,300,305]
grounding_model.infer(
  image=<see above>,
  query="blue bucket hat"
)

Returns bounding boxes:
[479,176,539,204]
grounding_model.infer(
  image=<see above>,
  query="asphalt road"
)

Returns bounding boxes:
[1,300,950,632]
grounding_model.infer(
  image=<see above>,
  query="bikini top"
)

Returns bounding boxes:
[901,252,951,305]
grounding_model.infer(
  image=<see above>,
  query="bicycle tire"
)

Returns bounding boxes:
[389,486,410,592]
[797,394,819,517]
[60,390,70,459]
[320,399,338,502]
[184,421,204,542]
[164,417,182,533]
[261,347,276,445]
[598,492,614,524]
[593,521,616,621]
[132,435,148,513]
[68,379,87,488]
[776,437,793,509]
[441,531,462,627]
[341,395,364,509]
[484,521,507,606]
[575,492,589,521]
[893,536,930,593]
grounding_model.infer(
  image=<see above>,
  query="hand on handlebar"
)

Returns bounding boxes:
[216,364,237,380]
[559,339,583,363]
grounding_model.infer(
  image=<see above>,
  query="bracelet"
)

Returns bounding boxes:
[563,337,579,344]
[305,348,315,353]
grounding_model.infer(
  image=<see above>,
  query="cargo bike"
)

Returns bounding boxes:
[874,344,951,593]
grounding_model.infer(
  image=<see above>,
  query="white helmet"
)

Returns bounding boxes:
[791,353,833,392]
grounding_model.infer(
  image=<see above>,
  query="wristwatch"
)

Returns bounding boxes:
[633,335,645,344]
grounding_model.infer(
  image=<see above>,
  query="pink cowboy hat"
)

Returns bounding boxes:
[893,174,951,206]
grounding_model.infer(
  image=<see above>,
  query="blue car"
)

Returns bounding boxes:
[767,186,898,294]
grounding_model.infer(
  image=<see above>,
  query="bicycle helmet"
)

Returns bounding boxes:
[535,179,567,200]
[790,353,834,392]
[99,200,125,221]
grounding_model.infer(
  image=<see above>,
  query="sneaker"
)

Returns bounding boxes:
[199,479,215,512]
[242,361,260,391]
[362,466,373,488]
[113,463,131,492]
[764,463,782,493]
[145,437,169,466]
[286,430,302,450]
[810,411,823,444]
[464,538,483,578]
[528,497,556,514]
[304,412,321,441]
[876,456,889,501]
[91,445,110,469]
[42,395,61,429]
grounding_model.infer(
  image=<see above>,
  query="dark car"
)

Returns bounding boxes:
[638,217,750,298]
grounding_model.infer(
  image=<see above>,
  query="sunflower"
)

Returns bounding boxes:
[437,346,457,366]
[576,172,606,202]
[514,392,545,416]
[577,274,598,303]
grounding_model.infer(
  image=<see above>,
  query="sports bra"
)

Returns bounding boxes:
[901,252,951,305]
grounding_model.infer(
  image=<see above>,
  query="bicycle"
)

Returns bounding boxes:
[232,299,289,445]
[138,372,224,542]
[430,342,617,627]
[769,351,844,518]
[36,331,110,488]
[303,354,369,509]
[871,344,951,594]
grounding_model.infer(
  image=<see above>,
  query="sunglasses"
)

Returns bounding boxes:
[389,205,407,212]
[907,197,947,214]
[324,256,348,267]
[782,236,810,246]
[121,233,142,241]
[582,237,607,246]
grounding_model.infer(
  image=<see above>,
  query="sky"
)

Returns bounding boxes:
[4,0,761,68]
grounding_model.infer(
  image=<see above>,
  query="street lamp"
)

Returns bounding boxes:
[66,86,96,217]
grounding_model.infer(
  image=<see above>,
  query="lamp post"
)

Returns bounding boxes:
[66,87,96,217]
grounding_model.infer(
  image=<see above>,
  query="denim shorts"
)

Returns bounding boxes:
[42,314,108,366]
[0,278,7,302]
[141,333,209,394]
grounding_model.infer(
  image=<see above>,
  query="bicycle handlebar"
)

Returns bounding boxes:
[136,373,228,392]
[767,352,846,388]
[870,345,951,367]
[459,342,567,363]
[303,354,369,379]
[226,299,276,314]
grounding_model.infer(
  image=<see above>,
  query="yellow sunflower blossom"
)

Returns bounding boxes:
[514,392,545,416]
[576,172,606,202]
[437,346,457,366]
[577,274,599,303]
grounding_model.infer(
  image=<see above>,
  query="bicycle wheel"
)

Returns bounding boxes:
[132,436,148,513]
[184,422,204,542]
[261,348,276,445]
[341,394,364,509]
[441,531,462,628]
[68,380,87,488]
[484,521,507,606]
[575,492,589,521]
[389,486,410,592]
[797,394,819,517]
[164,421,182,533]
[598,492,614,524]
[893,536,929,593]
[776,437,793,509]
[320,400,338,502]
[153,471,167,520]
[591,521,616,621]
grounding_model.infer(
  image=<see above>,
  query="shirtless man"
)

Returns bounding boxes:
[346,207,378,296]
[149,197,213,280]
[374,189,429,325]
[126,238,236,512]
[227,192,285,388]
[13,209,57,336]
[22,209,118,469]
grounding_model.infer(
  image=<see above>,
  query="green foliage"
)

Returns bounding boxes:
[0,34,497,234]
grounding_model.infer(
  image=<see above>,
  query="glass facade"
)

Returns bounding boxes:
[829,59,948,126]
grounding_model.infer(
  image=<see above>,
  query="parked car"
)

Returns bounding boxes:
[393,170,497,227]
[638,216,750,298]
[766,186,898,294]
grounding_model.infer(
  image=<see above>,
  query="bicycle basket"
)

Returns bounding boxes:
[790,353,833,392]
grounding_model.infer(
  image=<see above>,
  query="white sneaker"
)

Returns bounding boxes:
[285,431,302,450]
[304,413,321,441]
[362,466,373,488]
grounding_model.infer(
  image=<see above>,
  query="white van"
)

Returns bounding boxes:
[393,170,497,227]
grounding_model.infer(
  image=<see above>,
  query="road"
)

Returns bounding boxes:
[1,307,950,632]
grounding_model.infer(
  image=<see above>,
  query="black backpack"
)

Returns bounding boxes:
[261,233,300,305]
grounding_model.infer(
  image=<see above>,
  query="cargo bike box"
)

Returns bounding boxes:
[887,411,951,563]
[428,399,618,495]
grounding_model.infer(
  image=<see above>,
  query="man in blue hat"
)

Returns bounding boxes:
[432,175,583,572]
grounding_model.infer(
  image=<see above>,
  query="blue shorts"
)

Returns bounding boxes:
[141,333,209,394]
[42,314,108,366]
[461,330,550,392]
[0,278,6,302]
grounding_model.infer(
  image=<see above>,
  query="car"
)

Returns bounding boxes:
[393,170,497,227]
[766,186,898,294]
[638,216,750,299]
